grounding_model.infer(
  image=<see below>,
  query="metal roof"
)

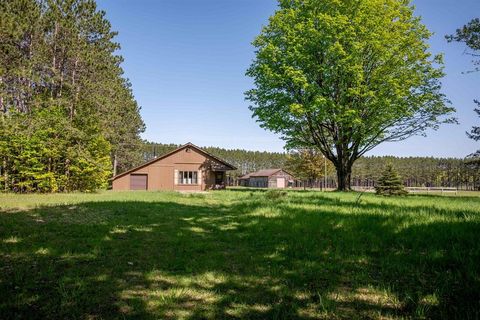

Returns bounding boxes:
[239,168,293,178]
[249,169,283,177]
[238,173,252,180]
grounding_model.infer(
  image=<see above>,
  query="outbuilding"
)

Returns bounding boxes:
[238,169,294,188]
[112,143,236,191]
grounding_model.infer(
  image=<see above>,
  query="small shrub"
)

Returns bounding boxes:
[375,164,408,196]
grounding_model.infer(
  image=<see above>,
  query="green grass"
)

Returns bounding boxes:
[0,190,479,319]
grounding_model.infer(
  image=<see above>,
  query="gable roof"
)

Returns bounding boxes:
[238,173,252,180]
[240,168,293,178]
[112,142,236,180]
[249,169,283,177]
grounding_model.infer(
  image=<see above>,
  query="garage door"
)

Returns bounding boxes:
[276,177,286,188]
[130,174,148,190]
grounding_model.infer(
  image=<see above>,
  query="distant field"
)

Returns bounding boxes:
[0,190,479,319]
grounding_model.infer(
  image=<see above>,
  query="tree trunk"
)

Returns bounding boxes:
[65,158,70,192]
[335,162,352,191]
[0,76,4,113]
[113,153,117,177]
[51,21,58,98]
[70,56,79,121]
[3,158,7,192]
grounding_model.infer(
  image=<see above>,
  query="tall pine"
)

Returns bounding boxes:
[0,0,144,192]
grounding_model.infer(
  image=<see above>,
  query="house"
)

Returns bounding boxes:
[238,169,295,188]
[112,143,236,191]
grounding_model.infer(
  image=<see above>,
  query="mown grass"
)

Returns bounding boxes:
[0,190,479,319]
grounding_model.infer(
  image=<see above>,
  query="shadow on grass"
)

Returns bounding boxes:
[0,193,479,319]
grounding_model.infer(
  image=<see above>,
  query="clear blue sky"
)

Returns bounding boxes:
[97,0,479,157]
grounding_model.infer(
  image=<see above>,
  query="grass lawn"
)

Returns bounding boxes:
[0,190,479,319]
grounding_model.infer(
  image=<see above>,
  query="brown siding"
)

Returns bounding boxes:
[242,169,295,189]
[112,145,233,191]
[268,171,294,188]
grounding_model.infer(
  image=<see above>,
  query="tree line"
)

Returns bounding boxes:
[352,157,479,190]
[0,0,144,192]
[141,142,480,190]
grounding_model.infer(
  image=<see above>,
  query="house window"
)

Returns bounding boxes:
[178,171,198,184]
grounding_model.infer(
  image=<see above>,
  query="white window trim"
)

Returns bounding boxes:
[177,170,199,185]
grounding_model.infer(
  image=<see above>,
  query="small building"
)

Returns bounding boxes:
[238,169,295,188]
[237,172,252,187]
[112,143,236,191]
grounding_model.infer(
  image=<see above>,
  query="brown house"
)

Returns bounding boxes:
[238,169,295,188]
[112,143,236,191]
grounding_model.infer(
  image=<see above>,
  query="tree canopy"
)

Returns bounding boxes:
[0,0,144,192]
[285,149,335,188]
[447,18,480,73]
[447,17,480,160]
[246,0,455,190]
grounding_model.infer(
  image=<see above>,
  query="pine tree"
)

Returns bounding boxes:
[375,164,408,196]
[0,0,144,192]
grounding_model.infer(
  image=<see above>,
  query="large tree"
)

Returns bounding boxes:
[0,0,144,192]
[246,0,455,190]
[447,18,480,160]
[285,149,334,188]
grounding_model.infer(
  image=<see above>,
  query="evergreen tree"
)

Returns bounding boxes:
[0,0,144,192]
[375,164,408,196]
